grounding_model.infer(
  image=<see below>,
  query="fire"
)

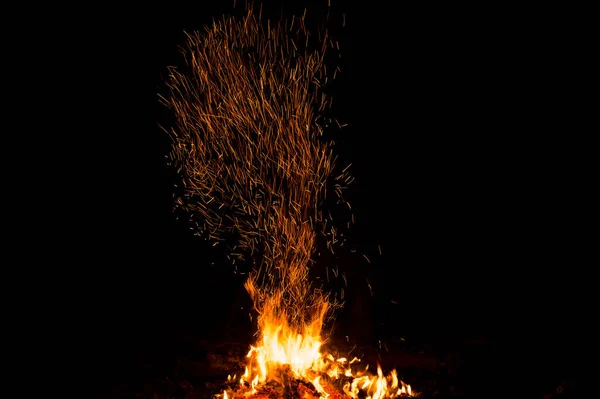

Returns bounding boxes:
[221,283,415,399]
[246,322,323,382]
[162,2,417,397]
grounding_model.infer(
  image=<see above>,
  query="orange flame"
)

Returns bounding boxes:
[225,280,415,398]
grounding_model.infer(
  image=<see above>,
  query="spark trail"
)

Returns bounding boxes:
[160,4,344,348]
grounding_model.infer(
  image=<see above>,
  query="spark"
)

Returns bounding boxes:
[160,0,354,373]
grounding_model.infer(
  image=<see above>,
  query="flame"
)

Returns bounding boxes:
[242,278,329,384]
[233,280,415,398]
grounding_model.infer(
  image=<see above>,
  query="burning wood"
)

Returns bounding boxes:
[221,354,414,399]
[224,365,324,399]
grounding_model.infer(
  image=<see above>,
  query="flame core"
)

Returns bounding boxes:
[245,278,328,384]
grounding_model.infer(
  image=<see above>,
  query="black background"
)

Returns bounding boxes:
[58,1,593,396]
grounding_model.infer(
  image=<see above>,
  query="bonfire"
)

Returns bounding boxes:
[161,2,415,398]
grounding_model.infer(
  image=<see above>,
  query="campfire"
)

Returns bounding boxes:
[161,2,417,398]
[217,281,414,399]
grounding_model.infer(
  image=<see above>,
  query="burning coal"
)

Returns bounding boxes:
[161,2,414,398]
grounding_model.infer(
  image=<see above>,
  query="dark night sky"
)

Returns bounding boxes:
[70,1,592,391]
